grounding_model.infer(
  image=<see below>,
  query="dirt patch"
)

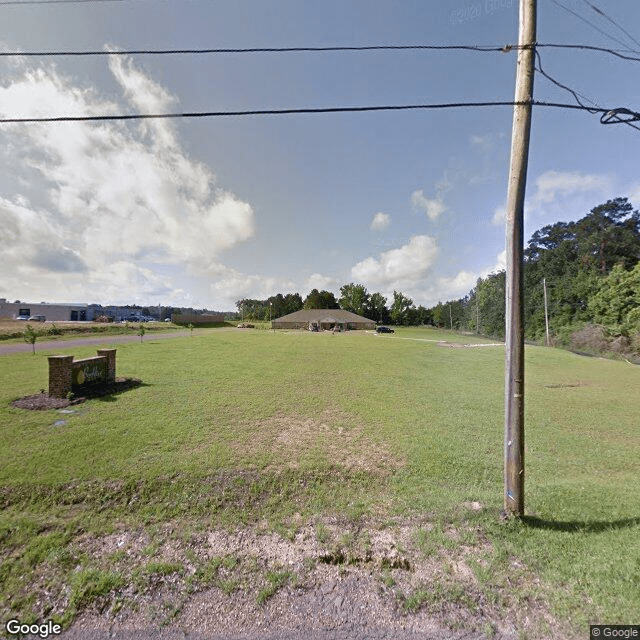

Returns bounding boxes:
[10,377,143,410]
[437,342,504,348]
[231,409,405,474]
[55,514,570,640]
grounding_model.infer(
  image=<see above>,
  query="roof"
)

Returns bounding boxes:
[272,309,375,324]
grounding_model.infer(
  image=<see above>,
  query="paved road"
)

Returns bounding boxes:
[0,330,195,355]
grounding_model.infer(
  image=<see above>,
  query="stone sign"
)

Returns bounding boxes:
[48,349,116,398]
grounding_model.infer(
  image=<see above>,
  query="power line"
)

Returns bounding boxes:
[549,0,632,50]
[0,0,126,4]
[535,50,600,114]
[534,49,640,132]
[0,44,518,57]
[0,100,624,125]
[579,0,640,50]
[537,43,640,63]
[3,42,640,63]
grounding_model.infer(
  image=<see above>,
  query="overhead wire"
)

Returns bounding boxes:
[0,44,522,56]
[0,100,623,125]
[0,0,126,5]
[3,42,640,64]
[579,0,640,50]
[548,0,631,50]
[534,49,640,132]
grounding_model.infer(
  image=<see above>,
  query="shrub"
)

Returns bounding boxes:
[47,323,63,336]
[570,323,609,354]
[609,335,631,355]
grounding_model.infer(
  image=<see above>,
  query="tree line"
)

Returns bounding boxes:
[236,197,640,354]
[236,286,431,325]
[425,197,640,353]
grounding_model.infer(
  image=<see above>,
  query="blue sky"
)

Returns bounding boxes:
[1,0,639,310]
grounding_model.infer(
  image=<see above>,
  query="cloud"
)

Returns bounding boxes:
[351,235,439,286]
[305,273,337,292]
[411,189,445,221]
[529,170,610,209]
[491,171,611,226]
[370,212,390,231]
[0,56,256,305]
[407,249,507,307]
[492,203,506,226]
[627,184,640,208]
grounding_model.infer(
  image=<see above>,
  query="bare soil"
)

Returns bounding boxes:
[10,378,142,410]
[55,513,570,640]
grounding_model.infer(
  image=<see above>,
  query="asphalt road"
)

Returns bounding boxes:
[0,330,194,355]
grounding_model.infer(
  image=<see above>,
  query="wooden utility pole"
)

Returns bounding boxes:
[504,0,536,518]
[543,278,550,346]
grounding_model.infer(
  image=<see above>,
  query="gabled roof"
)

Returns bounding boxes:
[272,309,374,323]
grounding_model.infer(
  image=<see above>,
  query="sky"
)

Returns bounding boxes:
[1,0,639,311]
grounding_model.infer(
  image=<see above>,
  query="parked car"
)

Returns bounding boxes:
[28,315,46,322]
[376,326,394,334]
[16,315,30,321]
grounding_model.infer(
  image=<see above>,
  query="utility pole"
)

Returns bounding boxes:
[543,278,550,347]
[504,0,536,518]
[449,303,453,330]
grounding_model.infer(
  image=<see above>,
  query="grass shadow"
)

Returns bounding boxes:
[82,379,150,402]
[523,515,640,533]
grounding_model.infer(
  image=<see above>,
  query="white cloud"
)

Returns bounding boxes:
[351,235,439,286]
[470,134,491,147]
[305,273,337,292]
[492,203,506,226]
[627,184,640,208]
[370,212,390,231]
[491,171,611,227]
[411,189,445,221]
[405,249,507,308]
[529,170,610,209]
[0,56,255,305]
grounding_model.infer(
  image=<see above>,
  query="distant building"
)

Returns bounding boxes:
[271,309,375,331]
[172,312,225,325]
[0,299,92,321]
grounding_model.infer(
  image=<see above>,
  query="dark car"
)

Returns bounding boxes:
[28,315,46,322]
[376,326,394,334]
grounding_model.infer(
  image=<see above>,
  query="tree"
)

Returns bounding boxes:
[283,293,303,315]
[304,289,339,309]
[366,292,389,324]
[390,291,413,326]
[24,324,37,354]
[267,294,286,319]
[588,262,640,330]
[339,283,369,316]
[574,198,640,274]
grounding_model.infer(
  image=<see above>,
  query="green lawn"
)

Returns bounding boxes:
[1,326,638,635]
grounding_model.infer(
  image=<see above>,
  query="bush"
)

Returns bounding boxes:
[570,323,609,354]
[47,323,63,336]
[609,335,631,355]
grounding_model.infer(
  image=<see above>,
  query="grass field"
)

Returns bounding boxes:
[1,326,638,637]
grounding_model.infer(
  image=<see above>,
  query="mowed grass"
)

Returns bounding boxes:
[0,326,639,633]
